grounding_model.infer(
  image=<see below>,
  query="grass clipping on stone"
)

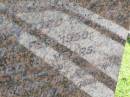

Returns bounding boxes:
[115,41,130,97]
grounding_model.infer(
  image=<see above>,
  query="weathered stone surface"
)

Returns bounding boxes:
[0,3,7,13]
[0,15,88,97]
[16,10,123,81]
[0,0,129,97]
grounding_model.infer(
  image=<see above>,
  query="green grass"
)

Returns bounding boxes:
[115,42,130,97]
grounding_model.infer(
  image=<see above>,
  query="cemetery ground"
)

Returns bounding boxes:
[115,40,130,97]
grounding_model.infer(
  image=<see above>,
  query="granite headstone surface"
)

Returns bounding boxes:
[0,0,129,97]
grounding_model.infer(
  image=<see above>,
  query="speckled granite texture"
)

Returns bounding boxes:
[0,0,129,97]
